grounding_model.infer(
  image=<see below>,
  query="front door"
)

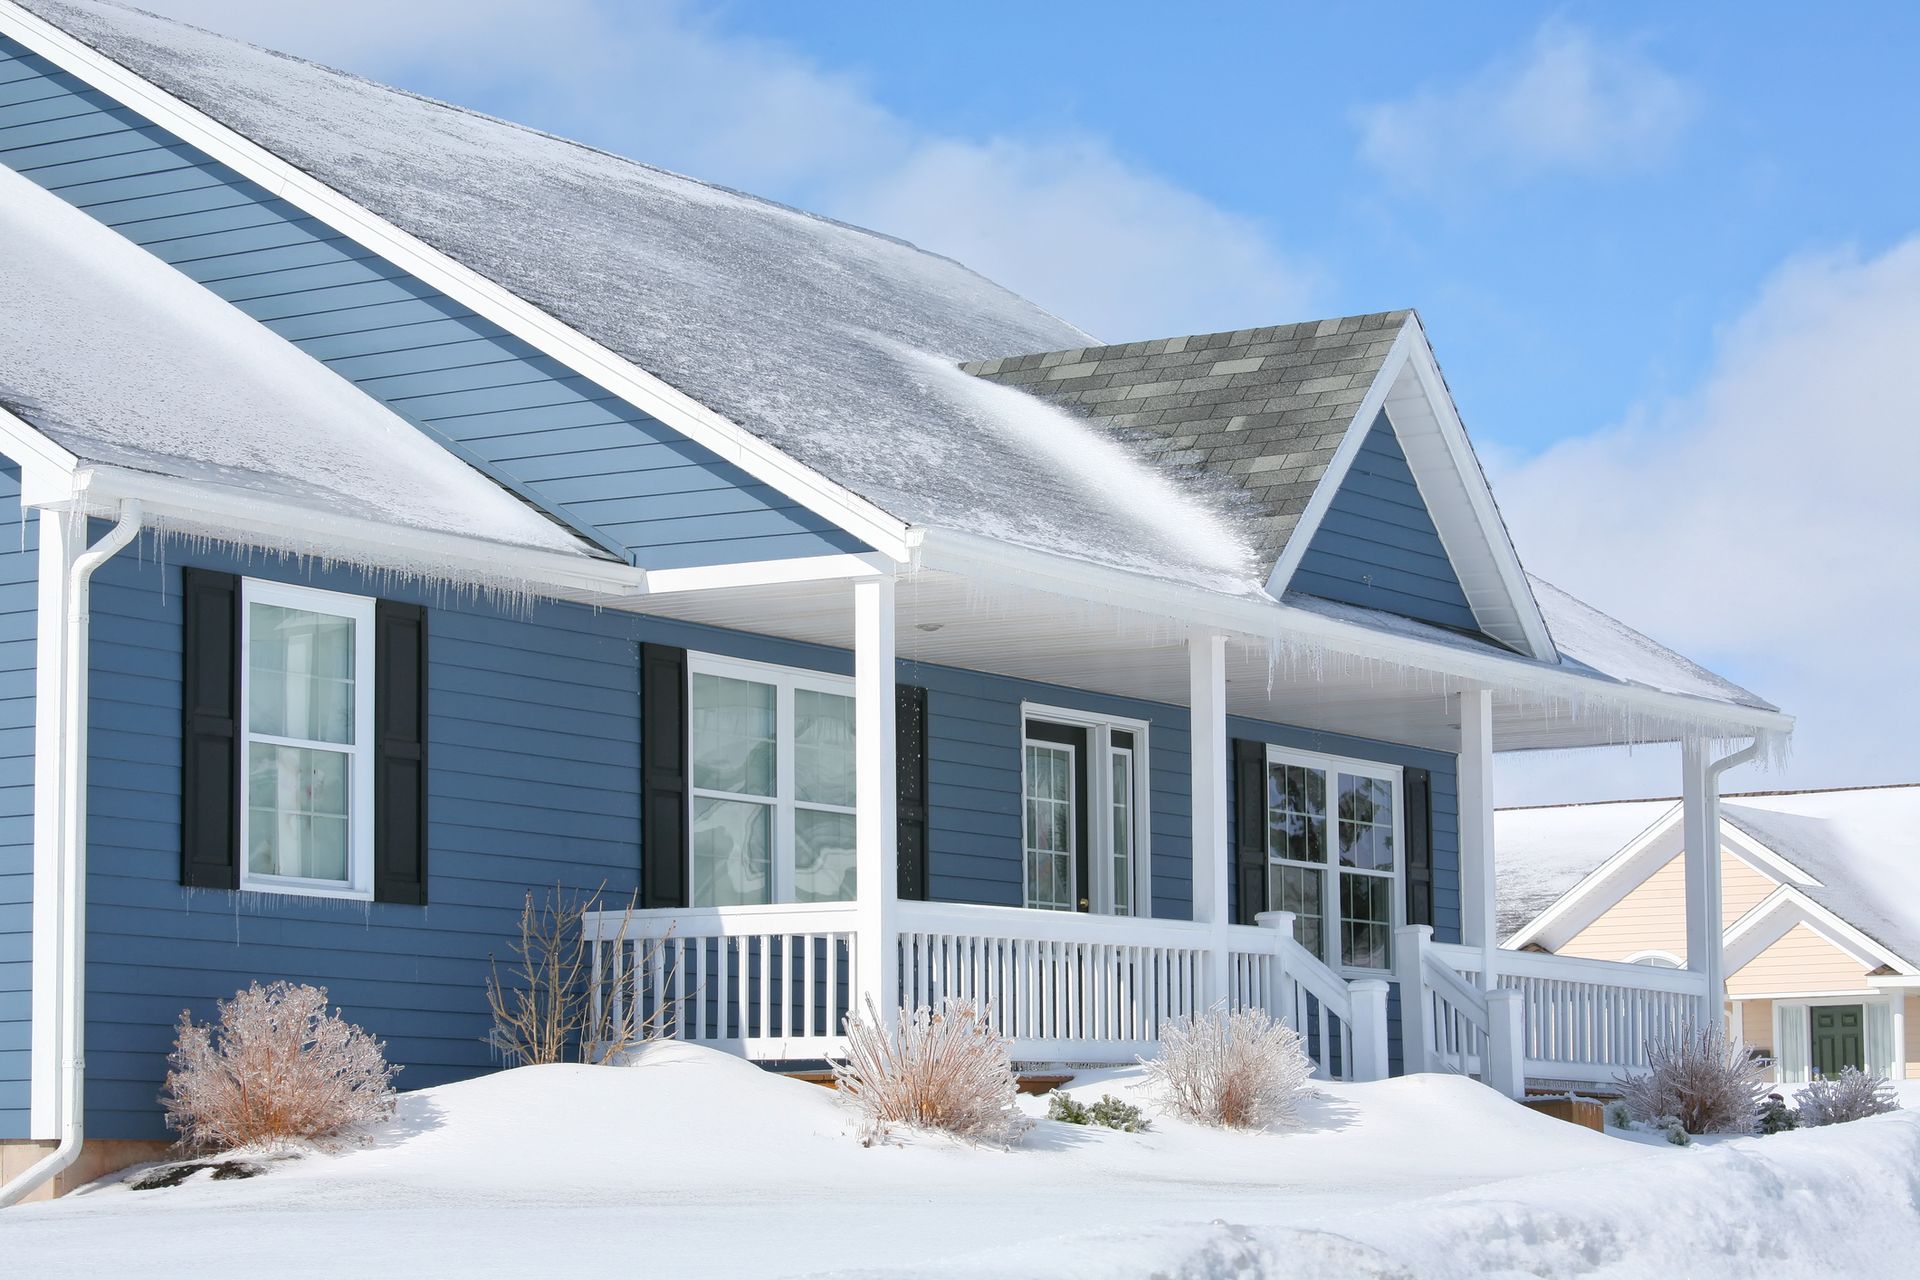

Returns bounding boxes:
[1810,1004,1865,1078]
[1023,722,1090,912]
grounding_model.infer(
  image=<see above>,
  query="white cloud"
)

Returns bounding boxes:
[132,0,1314,342]
[1357,23,1694,192]
[1494,237,1920,803]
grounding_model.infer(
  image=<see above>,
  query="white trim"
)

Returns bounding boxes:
[687,650,857,907]
[917,526,1792,742]
[1018,701,1154,917]
[1263,317,1556,661]
[27,507,75,1137]
[237,579,377,901]
[1260,742,1405,977]
[1723,887,1910,978]
[1019,734,1079,912]
[0,405,79,480]
[0,1,914,564]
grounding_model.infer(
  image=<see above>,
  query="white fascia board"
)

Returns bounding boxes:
[0,1,913,565]
[0,405,78,483]
[53,466,888,600]
[1504,803,1686,951]
[1395,316,1558,663]
[921,525,1792,742]
[1723,888,1908,977]
[1264,320,1417,597]
[1719,823,1818,888]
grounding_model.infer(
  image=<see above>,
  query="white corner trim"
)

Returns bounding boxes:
[0,1,913,564]
[27,506,75,1137]
[1503,802,1684,951]
[1264,320,1417,597]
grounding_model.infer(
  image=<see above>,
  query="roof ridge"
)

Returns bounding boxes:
[960,308,1413,371]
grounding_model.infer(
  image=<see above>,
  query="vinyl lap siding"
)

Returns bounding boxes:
[0,37,865,570]
[0,463,34,1137]
[1559,851,1773,965]
[1293,412,1479,633]
[83,542,645,1140]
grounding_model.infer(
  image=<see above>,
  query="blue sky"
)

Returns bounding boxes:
[135,1,1920,801]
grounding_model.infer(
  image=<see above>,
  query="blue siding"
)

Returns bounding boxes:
[0,462,33,1137]
[1293,412,1479,633]
[0,37,866,571]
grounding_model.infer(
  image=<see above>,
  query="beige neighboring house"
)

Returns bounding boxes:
[1498,785,1920,1084]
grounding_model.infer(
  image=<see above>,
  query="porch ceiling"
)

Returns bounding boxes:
[616,568,1749,755]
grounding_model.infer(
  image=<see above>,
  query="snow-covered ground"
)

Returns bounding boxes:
[8,1044,1919,1278]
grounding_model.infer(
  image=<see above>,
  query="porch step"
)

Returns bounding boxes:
[784,1070,1075,1097]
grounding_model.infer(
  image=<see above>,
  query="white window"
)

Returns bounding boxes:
[239,580,376,899]
[688,654,855,906]
[1264,746,1402,972]
[1020,705,1149,916]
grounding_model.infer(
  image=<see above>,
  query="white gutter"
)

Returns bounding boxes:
[0,502,142,1208]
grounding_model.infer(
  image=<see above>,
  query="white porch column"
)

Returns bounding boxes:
[1188,630,1231,1003]
[1456,686,1497,991]
[852,577,899,1027]
[28,508,76,1138]
[1680,742,1725,1033]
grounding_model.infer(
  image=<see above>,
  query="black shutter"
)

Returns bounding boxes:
[374,601,429,905]
[1232,738,1267,925]
[895,683,929,901]
[640,643,690,908]
[1404,765,1433,927]
[181,568,240,889]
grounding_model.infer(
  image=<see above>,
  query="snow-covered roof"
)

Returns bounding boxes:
[1495,786,1920,964]
[1493,799,1677,943]
[0,164,594,563]
[1720,787,1920,970]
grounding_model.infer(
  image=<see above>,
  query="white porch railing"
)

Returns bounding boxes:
[1426,938,1710,1087]
[585,902,858,1062]
[584,900,1389,1078]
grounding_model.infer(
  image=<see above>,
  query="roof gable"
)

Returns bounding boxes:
[1290,410,1478,632]
[0,27,873,571]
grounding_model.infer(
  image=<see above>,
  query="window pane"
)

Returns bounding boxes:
[794,689,855,807]
[1267,863,1324,960]
[247,743,350,882]
[1337,773,1395,872]
[692,797,771,906]
[1024,743,1075,910]
[795,808,856,902]
[1111,751,1134,917]
[249,604,355,744]
[1267,763,1326,864]
[1340,872,1392,969]
[690,674,775,797]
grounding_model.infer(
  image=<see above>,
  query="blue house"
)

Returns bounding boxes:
[0,0,1791,1200]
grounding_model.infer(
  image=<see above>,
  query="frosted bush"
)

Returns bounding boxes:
[1047,1092,1150,1132]
[162,981,398,1151]
[1146,1005,1313,1129]
[1799,1067,1901,1126]
[1615,1025,1767,1136]
[834,998,1032,1146]
[1757,1092,1800,1135]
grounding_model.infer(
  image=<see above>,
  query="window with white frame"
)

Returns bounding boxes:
[1021,707,1148,916]
[688,654,856,906]
[1264,747,1401,971]
[240,580,376,897]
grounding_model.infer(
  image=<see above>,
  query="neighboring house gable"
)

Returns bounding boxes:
[1555,848,1777,965]
[1727,922,1878,999]
[1290,412,1477,632]
[0,34,868,570]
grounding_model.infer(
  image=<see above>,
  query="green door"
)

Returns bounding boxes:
[1810,1005,1865,1078]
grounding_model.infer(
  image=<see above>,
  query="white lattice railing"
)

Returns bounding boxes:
[1429,940,1709,1086]
[584,902,857,1061]
[894,900,1213,1062]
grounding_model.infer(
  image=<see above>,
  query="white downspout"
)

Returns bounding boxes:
[1,501,142,1208]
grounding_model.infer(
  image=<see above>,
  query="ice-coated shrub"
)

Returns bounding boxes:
[1799,1067,1901,1127]
[162,981,398,1151]
[1757,1092,1801,1135]
[1615,1025,1767,1136]
[1047,1092,1150,1132]
[1145,1004,1313,1130]
[834,998,1032,1146]
[1659,1116,1691,1147]
[1604,1100,1632,1129]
